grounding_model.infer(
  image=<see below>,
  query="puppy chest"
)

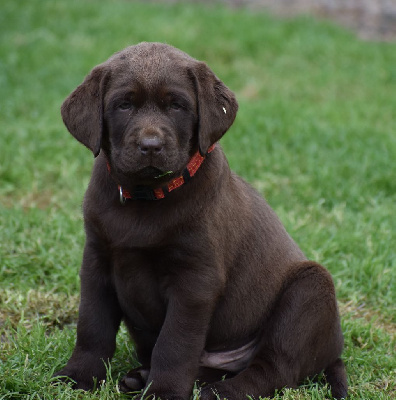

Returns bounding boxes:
[111,250,170,331]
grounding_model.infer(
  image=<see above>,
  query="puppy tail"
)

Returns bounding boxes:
[324,358,348,399]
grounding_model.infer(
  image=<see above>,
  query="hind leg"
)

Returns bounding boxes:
[325,358,348,399]
[200,262,346,399]
[200,358,297,400]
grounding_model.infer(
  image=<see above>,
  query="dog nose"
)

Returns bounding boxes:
[139,137,164,155]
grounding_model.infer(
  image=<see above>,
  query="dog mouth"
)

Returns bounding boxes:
[113,161,177,187]
[136,166,164,179]
[135,166,175,181]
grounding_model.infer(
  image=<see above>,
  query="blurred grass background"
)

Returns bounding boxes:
[0,0,395,398]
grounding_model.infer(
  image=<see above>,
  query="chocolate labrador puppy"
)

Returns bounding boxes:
[55,42,347,399]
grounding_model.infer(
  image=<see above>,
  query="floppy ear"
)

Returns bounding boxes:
[190,62,238,156]
[61,66,108,157]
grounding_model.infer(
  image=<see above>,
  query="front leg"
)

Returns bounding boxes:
[144,269,222,400]
[145,298,214,400]
[54,241,122,389]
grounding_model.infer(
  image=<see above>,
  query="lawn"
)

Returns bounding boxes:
[0,0,395,399]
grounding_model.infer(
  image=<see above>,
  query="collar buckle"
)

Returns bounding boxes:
[132,186,159,201]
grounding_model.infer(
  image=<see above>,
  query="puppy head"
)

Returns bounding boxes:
[61,42,238,187]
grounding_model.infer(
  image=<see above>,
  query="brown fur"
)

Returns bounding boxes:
[54,42,347,399]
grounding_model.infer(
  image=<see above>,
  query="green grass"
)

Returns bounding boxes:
[0,0,395,398]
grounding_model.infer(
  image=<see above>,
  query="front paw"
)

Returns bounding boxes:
[142,393,185,400]
[200,384,232,400]
[142,385,187,400]
[52,367,99,390]
[119,366,150,393]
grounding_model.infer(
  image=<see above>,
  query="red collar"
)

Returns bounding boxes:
[107,144,215,203]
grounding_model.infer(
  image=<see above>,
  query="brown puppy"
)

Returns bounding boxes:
[55,42,347,399]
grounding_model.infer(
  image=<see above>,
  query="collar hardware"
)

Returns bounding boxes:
[119,186,126,204]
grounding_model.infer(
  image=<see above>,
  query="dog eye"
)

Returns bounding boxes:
[170,102,183,111]
[118,101,133,110]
